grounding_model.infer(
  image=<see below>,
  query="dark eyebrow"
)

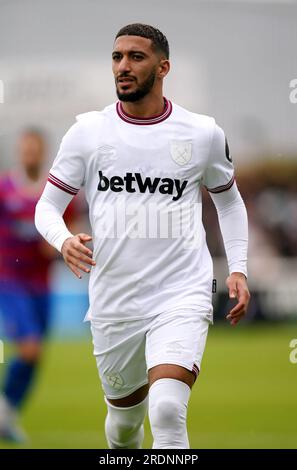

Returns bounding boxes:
[112,50,148,56]
[129,50,147,55]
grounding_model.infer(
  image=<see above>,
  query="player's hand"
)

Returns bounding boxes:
[61,233,96,279]
[225,272,250,326]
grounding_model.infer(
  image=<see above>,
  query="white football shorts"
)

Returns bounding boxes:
[90,307,213,400]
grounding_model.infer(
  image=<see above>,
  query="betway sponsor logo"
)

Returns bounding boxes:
[97,171,188,201]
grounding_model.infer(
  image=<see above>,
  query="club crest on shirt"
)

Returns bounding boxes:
[170,141,192,166]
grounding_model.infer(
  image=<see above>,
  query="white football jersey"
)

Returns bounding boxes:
[48,98,234,322]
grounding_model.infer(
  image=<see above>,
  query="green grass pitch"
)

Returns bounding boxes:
[0,324,296,449]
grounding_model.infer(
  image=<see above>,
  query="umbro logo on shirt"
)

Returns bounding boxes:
[97,171,188,201]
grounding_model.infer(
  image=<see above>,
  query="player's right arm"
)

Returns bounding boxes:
[35,121,95,279]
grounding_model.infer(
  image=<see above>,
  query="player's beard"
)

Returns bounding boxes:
[116,69,156,102]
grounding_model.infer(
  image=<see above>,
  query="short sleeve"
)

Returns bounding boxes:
[48,121,86,195]
[202,123,235,193]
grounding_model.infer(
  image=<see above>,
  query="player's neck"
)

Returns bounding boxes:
[120,94,165,119]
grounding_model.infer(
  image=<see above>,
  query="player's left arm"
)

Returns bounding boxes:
[203,122,250,326]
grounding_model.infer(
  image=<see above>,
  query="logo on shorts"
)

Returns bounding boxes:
[165,341,183,355]
[106,372,124,390]
[170,141,192,166]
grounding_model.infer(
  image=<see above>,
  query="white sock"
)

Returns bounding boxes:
[104,395,148,449]
[0,395,27,442]
[148,378,191,449]
[0,395,16,429]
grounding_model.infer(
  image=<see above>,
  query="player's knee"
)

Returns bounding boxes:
[149,394,185,429]
[107,413,138,441]
[18,340,42,363]
[148,378,191,449]
[105,396,148,449]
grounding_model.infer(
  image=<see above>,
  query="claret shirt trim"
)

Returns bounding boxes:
[116,97,172,125]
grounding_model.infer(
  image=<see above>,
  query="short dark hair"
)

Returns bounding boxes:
[115,23,169,59]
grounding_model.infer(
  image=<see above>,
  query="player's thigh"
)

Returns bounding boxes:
[91,319,149,401]
[107,383,149,407]
[146,308,212,386]
[149,363,196,389]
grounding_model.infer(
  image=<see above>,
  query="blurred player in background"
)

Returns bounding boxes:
[35,24,250,448]
[0,129,77,442]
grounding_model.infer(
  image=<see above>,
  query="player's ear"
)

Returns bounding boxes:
[158,58,170,78]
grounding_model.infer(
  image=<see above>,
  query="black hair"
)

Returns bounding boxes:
[115,23,169,59]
